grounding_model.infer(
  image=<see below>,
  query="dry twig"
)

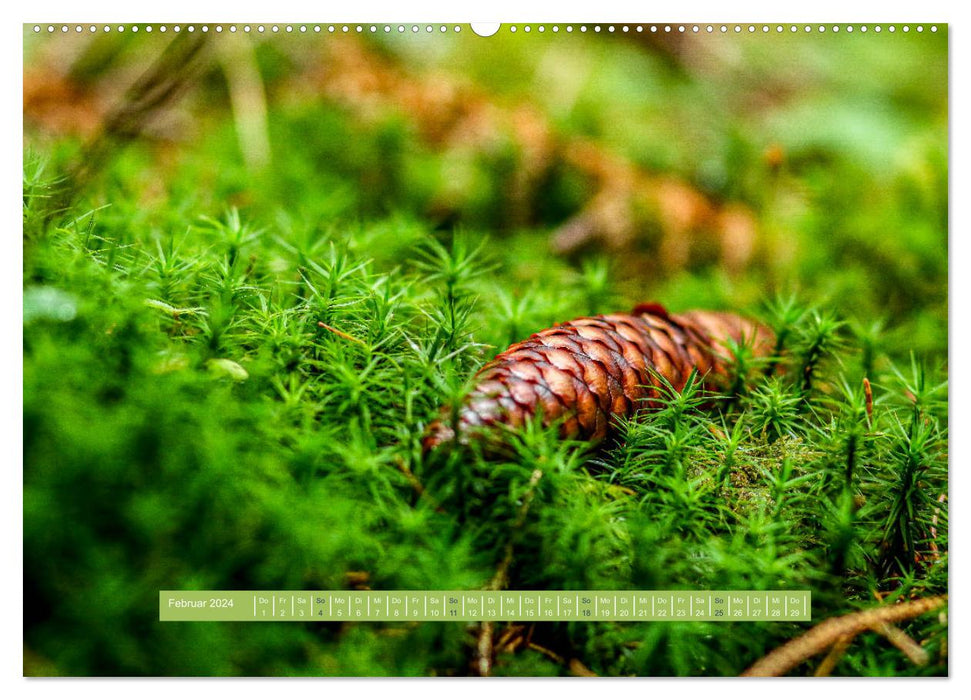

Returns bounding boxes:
[55,33,210,215]
[869,622,929,667]
[568,658,598,677]
[317,321,366,346]
[929,492,947,561]
[813,633,855,677]
[474,468,545,676]
[741,595,946,677]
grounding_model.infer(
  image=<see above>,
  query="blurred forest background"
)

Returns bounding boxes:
[23,24,947,677]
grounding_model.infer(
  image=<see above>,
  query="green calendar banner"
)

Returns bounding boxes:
[160,590,811,622]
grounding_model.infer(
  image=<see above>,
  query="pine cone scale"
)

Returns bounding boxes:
[571,324,624,353]
[506,372,542,410]
[624,319,684,379]
[579,359,614,414]
[636,319,694,378]
[538,345,588,378]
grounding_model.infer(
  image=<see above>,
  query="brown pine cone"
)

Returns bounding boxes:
[423,302,774,451]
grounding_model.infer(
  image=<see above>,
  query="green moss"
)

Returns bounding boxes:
[23,28,946,677]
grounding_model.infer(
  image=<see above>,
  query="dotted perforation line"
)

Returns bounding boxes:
[506,24,938,34]
[31,24,464,34]
[31,23,940,35]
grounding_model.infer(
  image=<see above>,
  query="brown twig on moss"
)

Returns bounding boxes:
[863,377,874,428]
[741,595,947,677]
[869,622,930,667]
[813,633,855,677]
[568,658,599,677]
[929,492,947,561]
[53,32,210,217]
[317,321,366,346]
[527,641,565,666]
[392,456,426,498]
[474,468,545,676]
[488,468,544,592]
[475,621,495,677]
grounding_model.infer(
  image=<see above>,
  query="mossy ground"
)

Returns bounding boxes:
[23,27,947,676]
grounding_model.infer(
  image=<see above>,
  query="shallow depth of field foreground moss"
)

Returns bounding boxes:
[23,27,947,676]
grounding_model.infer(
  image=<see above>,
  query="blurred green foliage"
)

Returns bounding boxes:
[23,25,946,676]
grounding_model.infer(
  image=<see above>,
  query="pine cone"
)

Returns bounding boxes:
[423,302,774,451]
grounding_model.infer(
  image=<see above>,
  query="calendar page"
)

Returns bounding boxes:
[22,14,949,682]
